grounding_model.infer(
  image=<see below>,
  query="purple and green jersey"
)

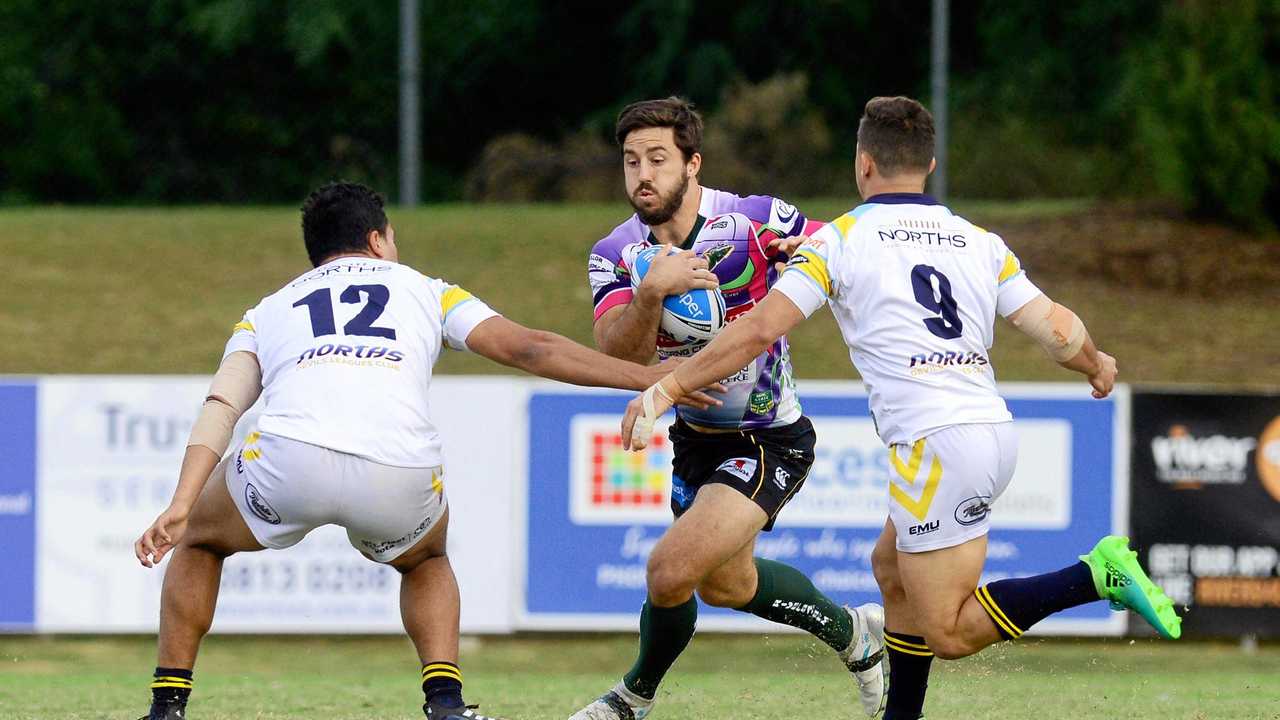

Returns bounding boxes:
[587,187,823,429]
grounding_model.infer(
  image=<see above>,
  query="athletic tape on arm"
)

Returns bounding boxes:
[1010,294,1087,362]
[188,351,263,456]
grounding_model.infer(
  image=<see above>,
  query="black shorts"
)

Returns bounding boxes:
[668,415,816,531]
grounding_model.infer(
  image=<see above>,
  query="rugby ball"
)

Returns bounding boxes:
[630,245,727,350]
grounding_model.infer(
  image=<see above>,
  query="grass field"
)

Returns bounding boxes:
[0,634,1277,719]
[1,200,1276,386]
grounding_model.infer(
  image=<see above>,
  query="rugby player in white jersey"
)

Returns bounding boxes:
[572,98,887,720]
[621,97,1182,719]
[132,182,717,720]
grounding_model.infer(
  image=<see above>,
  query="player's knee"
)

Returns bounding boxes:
[924,630,978,660]
[871,550,903,599]
[646,556,696,606]
[696,579,751,608]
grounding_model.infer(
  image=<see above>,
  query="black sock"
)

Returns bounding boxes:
[977,561,1099,640]
[422,661,464,708]
[736,558,853,652]
[623,595,698,700]
[883,631,932,720]
[151,667,193,706]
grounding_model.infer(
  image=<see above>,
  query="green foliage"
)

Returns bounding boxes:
[700,73,838,198]
[465,74,839,202]
[1122,0,1280,227]
[0,0,1276,224]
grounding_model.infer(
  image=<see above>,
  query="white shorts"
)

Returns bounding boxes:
[888,422,1017,553]
[226,430,447,563]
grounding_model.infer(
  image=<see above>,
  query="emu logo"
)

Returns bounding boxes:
[908,520,940,536]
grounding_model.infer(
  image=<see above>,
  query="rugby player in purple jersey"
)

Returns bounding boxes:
[570,98,887,720]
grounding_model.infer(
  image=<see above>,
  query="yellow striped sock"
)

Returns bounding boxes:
[975,585,1024,639]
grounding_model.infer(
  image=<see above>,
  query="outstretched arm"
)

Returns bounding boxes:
[1007,293,1116,398]
[465,315,721,406]
[621,291,806,450]
[136,350,262,567]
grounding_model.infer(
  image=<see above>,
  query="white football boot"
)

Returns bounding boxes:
[567,681,654,720]
[838,602,888,717]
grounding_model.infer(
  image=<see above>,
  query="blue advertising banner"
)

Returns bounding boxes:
[524,385,1125,634]
[0,382,38,629]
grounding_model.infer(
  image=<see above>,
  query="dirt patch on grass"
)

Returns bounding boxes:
[990,203,1280,299]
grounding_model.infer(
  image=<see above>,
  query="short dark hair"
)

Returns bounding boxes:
[856,96,935,176]
[615,96,703,161]
[300,182,388,267]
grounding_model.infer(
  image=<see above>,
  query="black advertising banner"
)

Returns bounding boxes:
[1130,391,1280,637]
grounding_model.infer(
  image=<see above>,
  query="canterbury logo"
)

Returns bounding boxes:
[1104,562,1132,589]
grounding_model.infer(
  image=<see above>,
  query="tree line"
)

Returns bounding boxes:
[1,0,1275,226]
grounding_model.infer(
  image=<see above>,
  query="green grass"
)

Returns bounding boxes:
[0,634,1277,719]
[1,200,1276,386]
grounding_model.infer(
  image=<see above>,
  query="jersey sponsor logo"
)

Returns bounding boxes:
[1151,424,1257,485]
[877,228,967,248]
[773,467,790,490]
[954,495,992,526]
[716,457,759,482]
[907,350,990,376]
[771,200,799,228]
[706,218,730,231]
[297,344,404,364]
[360,515,431,556]
[588,253,625,288]
[290,261,392,287]
[244,483,282,525]
[908,519,940,536]
[749,389,775,415]
[702,242,734,272]
[671,474,696,510]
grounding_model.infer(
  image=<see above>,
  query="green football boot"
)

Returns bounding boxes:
[1081,535,1182,639]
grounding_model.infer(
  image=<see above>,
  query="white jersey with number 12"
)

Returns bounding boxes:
[223,256,498,468]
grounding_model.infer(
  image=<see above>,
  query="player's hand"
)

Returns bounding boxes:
[645,358,724,410]
[641,249,718,296]
[622,379,679,451]
[1087,351,1117,399]
[134,504,191,568]
[766,233,809,274]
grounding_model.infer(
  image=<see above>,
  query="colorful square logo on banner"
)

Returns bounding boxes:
[570,414,673,524]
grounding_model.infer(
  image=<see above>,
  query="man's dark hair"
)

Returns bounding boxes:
[300,182,388,267]
[615,96,703,161]
[856,96,936,177]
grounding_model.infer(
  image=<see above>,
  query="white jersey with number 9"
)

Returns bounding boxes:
[773,195,1041,446]
[223,256,497,468]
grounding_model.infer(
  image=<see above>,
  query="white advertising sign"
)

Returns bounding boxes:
[35,376,521,633]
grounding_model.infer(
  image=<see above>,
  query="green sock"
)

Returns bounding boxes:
[737,557,853,651]
[622,596,697,700]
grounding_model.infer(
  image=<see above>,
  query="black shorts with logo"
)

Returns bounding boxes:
[668,415,816,531]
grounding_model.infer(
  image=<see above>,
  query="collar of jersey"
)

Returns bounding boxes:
[316,254,393,268]
[862,192,940,206]
[646,214,707,250]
